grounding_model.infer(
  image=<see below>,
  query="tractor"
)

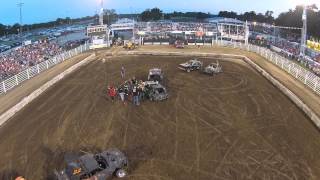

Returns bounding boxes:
[123,41,136,50]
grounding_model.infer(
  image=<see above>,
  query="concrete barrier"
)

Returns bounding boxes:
[243,56,320,128]
[0,53,95,127]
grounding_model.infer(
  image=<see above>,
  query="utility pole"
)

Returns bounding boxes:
[17,1,24,38]
[300,5,307,56]
[99,0,104,25]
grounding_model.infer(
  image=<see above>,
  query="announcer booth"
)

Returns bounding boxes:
[87,25,110,49]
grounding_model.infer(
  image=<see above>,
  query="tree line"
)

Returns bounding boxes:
[140,6,320,38]
[140,8,214,21]
[218,5,320,39]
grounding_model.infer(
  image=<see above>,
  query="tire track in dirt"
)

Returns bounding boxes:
[0,56,320,179]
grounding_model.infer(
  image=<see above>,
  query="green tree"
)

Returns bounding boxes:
[141,8,163,21]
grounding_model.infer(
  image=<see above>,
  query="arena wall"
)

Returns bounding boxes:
[0,53,95,127]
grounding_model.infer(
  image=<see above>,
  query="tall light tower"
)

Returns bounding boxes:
[300,5,307,56]
[99,0,104,25]
[17,1,24,36]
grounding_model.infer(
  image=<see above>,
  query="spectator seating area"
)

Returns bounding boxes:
[0,40,63,81]
[135,22,218,33]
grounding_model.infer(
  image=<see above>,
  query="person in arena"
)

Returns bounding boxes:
[132,86,140,106]
[118,86,126,105]
[15,176,26,180]
[107,85,117,102]
[121,66,126,79]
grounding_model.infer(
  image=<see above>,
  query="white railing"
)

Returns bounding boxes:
[0,44,90,95]
[215,41,320,96]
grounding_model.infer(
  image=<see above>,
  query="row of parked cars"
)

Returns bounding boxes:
[0,44,11,53]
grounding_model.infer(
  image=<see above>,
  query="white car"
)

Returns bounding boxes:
[148,68,163,82]
[203,61,223,75]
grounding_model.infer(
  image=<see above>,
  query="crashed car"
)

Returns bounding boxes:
[178,59,203,73]
[174,40,185,48]
[144,81,168,101]
[148,68,164,82]
[55,149,128,180]
[203,61,223,75]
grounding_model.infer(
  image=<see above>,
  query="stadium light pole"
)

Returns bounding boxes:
[17,1,24,39]
[99,0,104,25]
[292,0,311,56]
[300,4,307,56]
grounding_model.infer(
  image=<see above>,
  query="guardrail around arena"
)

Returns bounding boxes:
[0,44,90,95]
[215,41,320,96]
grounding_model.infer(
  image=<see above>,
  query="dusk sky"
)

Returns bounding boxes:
[1,0,319,25]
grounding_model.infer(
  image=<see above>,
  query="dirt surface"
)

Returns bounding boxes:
[0,54,320,180]
[0,52,91,115]
[136,45,320,118]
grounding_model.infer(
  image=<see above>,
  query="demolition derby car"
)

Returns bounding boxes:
[148,68,164,82]
[174,40,185,48]
[178,59,203,72]
[55,149,128,180]
[202,61,223,75]
[144,81,169,101]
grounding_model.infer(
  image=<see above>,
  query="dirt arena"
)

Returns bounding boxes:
[0,54,320,180]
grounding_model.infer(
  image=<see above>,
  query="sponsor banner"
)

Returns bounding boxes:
[93,39,104,45]
[137,31,146,36]
[89,44,108,49]
[24,40,32,46]
[171,31,183,34]
[270,45,282,53]
[307,40,320,52]
[185,31,193,35]
[196,31,204,37]
[206,32,214,36]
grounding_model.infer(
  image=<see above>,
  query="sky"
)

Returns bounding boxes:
[0,0,319,25]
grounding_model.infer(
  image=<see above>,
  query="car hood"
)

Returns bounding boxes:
[179,63,190,67]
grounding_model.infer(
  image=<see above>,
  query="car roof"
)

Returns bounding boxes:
[149,68,162,74]
[151,84,165,89]
[79,154,99,173]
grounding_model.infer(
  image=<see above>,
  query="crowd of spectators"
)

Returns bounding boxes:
[271,39,300,58]
[135,22,217,33]
[0,40,63,81]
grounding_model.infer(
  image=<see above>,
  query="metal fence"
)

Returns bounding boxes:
[0,44,90,95]
[215,41,320,96]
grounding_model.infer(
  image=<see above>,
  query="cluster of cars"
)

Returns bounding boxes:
[41,60,222,180]
[146,68,168,101]
[178,59,223,75]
